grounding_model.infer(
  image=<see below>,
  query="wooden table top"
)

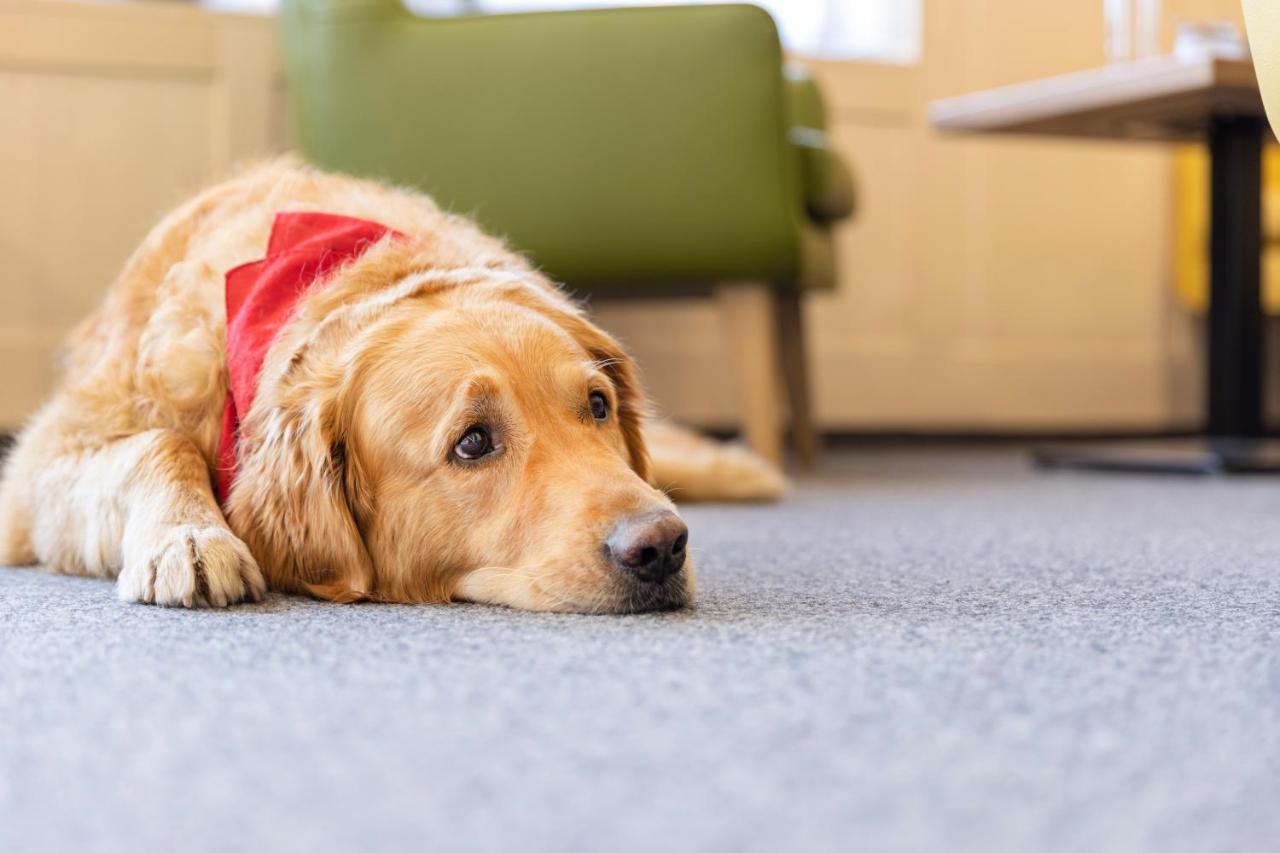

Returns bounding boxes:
[928,56,1266,142]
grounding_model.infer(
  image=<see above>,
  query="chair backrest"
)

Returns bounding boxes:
[279,0,805,288]
[1243,0,1280,131]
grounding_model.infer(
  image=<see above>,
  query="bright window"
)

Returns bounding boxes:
[411,1,920,63]
[406,1,920,63]
[200,0,922,65]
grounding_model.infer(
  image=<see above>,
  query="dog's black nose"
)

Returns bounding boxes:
[605,511,688,584]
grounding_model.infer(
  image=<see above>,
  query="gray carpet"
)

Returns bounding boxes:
[2,448,1278,853]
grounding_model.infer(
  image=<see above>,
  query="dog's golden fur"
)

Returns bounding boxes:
[0,159,781,612]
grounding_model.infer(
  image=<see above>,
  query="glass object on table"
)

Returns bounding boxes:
[1104,0,1162,62]
[1172,21,1249,62]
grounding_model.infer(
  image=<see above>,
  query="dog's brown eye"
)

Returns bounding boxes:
[589,391,609,421]
[454,425,495,461]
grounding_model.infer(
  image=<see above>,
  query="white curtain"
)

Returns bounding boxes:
[199,0,922,64]
[405,0,922,63]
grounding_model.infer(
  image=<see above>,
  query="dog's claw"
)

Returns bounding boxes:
[118,525,265,608]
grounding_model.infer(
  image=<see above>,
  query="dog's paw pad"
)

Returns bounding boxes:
[118,525,265,608]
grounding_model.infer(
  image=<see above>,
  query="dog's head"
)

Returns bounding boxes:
[227,243,693,612]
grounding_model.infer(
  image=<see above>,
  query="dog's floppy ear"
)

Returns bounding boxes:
[225,367,376,602]
[545,307,651,482]
[594,338,651,483]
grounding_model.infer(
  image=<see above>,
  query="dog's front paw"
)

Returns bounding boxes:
[118,524,266,608]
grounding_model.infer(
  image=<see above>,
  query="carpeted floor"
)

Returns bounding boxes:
[2,447,1278,853]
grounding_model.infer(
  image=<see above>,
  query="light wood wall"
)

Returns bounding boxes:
[0,0,285,427]
[0,0,1250,433]
[596,0,1213,432]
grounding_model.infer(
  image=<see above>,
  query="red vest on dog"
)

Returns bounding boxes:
[216,212,402,505]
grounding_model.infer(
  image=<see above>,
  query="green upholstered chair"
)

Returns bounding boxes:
[279,0,855,465]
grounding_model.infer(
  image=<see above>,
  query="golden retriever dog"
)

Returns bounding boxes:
[0,159,782,612]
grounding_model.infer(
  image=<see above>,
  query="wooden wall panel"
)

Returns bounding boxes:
[600,0,1204,431]
[0,1,284,428]
[0,0,1243,433]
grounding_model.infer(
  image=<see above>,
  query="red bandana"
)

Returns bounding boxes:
[215,212,403,505]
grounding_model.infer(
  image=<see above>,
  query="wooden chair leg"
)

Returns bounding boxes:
[715,281,783,466]
[774,288,820,468]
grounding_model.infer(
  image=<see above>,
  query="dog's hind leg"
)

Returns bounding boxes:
[644,420,787,503]
[4,417,264,607]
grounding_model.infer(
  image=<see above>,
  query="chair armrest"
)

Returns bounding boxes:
[784,67,855,222]
[281,0,807,286]
[789,128,855,222]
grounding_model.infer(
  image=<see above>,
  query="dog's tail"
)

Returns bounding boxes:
[644,420,787,503]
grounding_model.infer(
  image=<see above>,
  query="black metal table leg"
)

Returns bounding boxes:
[1035,114,1279,474]
[1207,115,1265,438]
